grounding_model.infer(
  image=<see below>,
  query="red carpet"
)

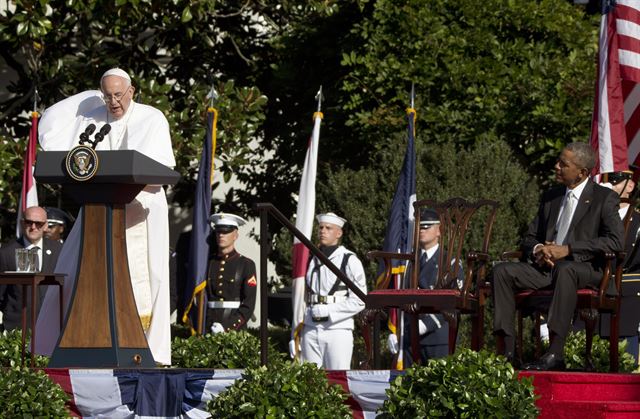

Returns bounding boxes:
[520,371,640,418]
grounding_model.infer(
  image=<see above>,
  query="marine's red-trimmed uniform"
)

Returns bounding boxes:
[205,250,257,331]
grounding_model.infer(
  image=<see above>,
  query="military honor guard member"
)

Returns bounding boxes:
[206,213,258,334]
[388,208,464,365]
[44,207,74,243]
[299,212,368,370]
[599,171,640,364]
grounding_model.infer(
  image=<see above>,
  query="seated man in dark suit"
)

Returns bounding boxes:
[0,206,62,330]
[492,143,624,370]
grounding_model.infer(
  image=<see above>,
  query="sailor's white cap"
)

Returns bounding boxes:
[316,212,347,228]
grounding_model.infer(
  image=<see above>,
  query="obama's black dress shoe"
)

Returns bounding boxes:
[522,352,565,371]
[504,352,521,369]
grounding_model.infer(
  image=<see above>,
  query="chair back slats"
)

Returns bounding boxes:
[412,197,499,293]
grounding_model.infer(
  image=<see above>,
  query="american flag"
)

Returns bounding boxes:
[590,0,640,175]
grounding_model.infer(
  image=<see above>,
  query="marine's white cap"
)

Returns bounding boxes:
[210,213,247,231]
[316,212,347,228]
[101,68,131,85]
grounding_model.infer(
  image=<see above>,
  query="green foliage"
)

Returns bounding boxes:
[0,329,48,368]
[207,361,351,418]
[0,366,70,418]
[341,0,598,178]
[0,0,291,216]
[171,329,284,368]
[379,349,538,418]
[564,330,636,372]
[0,136,23,225]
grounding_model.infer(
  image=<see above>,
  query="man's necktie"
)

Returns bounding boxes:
[555,191,574,245]
[419,251,428,271]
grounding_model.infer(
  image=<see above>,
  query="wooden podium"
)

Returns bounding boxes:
[35,150,179,367]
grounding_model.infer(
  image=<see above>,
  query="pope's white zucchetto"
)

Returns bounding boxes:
[101,68,131,85]
[316,212,347,228]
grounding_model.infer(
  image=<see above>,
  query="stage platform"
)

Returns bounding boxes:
[43,368,640,418]
[521,370,640,419]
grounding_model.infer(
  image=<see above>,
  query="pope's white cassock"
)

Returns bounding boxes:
[35,90,175,365]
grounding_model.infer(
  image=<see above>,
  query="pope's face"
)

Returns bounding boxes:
[101,75,134,119]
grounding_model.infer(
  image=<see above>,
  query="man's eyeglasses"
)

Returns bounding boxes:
[419,225,436,230]
[102,86,130,103]
[22,219,46,229]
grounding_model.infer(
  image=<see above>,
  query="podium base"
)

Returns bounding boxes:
[48,347,155,368]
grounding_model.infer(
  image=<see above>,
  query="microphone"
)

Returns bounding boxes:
[92,124,112,148]
[78,124,96,145]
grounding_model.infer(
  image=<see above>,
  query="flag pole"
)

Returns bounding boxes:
[197,83,220,334]
[316,85,323,113]
[182,82,220,335]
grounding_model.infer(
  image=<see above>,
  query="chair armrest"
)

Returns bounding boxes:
[501,250,522,261]
[367,250,413,290]
[596,251,626,303]
[366,251,413,261]
[597,251,622,302]
[461,251,491,299]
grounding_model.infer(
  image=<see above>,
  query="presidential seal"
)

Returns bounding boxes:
[65,145,99,181]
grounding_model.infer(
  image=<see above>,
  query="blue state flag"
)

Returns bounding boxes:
[379,108,417,282]
[379,107,417,369]
[182,108,218,333]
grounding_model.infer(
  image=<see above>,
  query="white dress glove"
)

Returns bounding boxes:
[419,319,428,335]
[211,322,225,334]
[310,304,329,319]
[288,339,299,359]
[387,334,399,354]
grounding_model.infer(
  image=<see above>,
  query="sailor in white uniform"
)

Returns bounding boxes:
[300,212,367,369]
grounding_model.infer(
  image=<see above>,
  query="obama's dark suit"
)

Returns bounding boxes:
[493,179,623,342]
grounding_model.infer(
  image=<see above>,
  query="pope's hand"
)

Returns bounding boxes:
[211,322,225,334]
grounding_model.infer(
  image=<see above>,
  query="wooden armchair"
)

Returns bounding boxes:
[503,250,623,371]
[503,197,633,372]
[360,197,499,368]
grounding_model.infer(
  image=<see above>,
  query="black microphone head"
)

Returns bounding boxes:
[79,123,97,143]
[99,124,111,135]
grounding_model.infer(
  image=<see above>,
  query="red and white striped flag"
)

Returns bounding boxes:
[17,111,40,236]
[291,110,322,355]
[590,0,640,176]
